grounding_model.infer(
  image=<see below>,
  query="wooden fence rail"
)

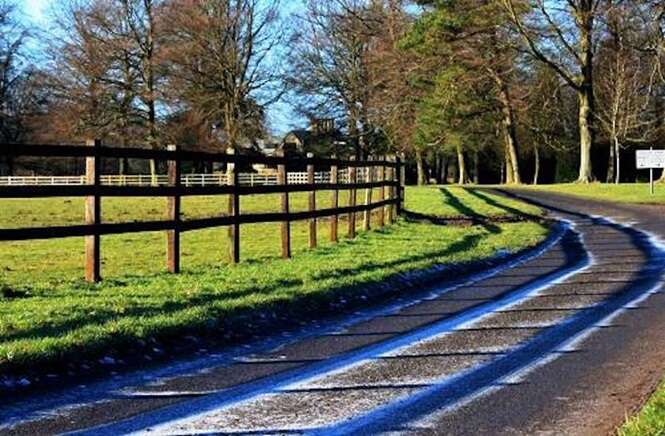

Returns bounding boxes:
[0,141,404,282]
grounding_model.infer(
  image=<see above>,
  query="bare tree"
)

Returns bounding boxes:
[500,0,604,183]
[0,1,31,174]
[120,0,161,178]
[45,0,119,141]
[162,0,282,151]
[633,1,665,182]
[364,1,420,172]
[286,0,380,158]
[522,64,577,184]
[596,6,657,184]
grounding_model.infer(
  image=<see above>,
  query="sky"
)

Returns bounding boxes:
[19,0,306,137]
[22,0,48,24]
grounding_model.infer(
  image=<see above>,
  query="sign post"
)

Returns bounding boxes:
[636,148,665,195]
[649,147,654,195]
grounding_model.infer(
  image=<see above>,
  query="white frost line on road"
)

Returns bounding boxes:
[337,215,665,434]
[0,222,569,431]
[413,276,665,432]
[121,222,572,399]
[125,223,590,436]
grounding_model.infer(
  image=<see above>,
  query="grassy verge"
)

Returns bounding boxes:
[619,378,665,436]
[519,183,665,205]
[0,186,548,377]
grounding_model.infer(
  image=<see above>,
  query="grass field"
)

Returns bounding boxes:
[520,183,665,205]
[619,378,665,436]
[0,186,548,375]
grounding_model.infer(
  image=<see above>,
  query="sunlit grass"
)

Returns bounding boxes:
[520,183,665,205]
[0,186,548,374]
[619,378,665,436]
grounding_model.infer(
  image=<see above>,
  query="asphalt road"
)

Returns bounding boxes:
[2,189,665,435]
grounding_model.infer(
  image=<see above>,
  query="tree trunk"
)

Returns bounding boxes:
[440,157,448,184]
[348,112,361,159]
[615,137,621,184]
[657,95,665,182]
[473,151,479,184]
[576,13,595,184]
[149,159,158,184]
[504,143,514,184]
[607,140,615,183]
[416,149,427,185]
[533,146,540,185]
[457,145,469,185]
[496,79,521,184]
[577,87,595,183]
[6,155,14,176]
[500,159,505,185]
[145,0,158,186]
[119,136,128,176]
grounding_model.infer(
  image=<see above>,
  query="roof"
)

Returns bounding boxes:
[283,129,311,145]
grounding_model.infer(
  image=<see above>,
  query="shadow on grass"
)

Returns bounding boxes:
[312,233,490,282]
[403,188,502,234]
[0,218,509,350]
[0,278,307,343]
[1,188,537,371]
[440,187,480,218]
[463,188,542,221]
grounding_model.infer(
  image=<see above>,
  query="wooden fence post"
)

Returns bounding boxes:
[399,152,406,215]
[167,144,181,273]
[330,155,339,243]
[363,156,373,231]
[85,138,101,283]
[277,151,291,258]
[396,153,404,217]
[348,156,357,239]
[227,148,240,263]
[307,153,317,249]
[387,156,395,225]
[378,157,385,228]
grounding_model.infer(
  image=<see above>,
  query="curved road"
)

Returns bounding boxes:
[3,190,665,435]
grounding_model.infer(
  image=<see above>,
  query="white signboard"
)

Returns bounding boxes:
[636,149,665,169]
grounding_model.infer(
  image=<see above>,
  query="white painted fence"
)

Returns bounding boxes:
[0,170,368,187]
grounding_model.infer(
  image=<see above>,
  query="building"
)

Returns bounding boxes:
[280,119,346,156]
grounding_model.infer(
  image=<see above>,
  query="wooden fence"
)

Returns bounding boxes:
[0,141,404,282]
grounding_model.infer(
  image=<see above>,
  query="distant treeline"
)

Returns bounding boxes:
[0,1,664,184]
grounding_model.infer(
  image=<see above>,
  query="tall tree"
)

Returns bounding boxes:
[46,0,118,140]
[596,3,656,184]
[0,1,32,175]
[521,64,577,184]
[404,0,521,184]
[0,1,28,139]
[121,0,161,177]
[500,0,603,183]
[364,0,420,175]
[286,0,379,158]
[162,0,282,150]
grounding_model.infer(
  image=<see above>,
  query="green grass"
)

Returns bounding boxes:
[0,186,548,374]
[519,183,665,205]
[619,379,665,436]
[405,185,542,218]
